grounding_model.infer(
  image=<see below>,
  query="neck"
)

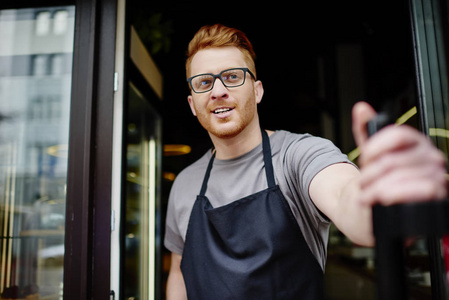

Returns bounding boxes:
[209,122,262,160]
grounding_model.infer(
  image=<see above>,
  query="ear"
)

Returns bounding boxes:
[187,95,197,116]
[254,80,264,104]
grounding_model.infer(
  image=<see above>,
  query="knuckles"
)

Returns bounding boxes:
[358,125,448,206]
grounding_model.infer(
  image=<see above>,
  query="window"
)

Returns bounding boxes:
[0,6,75,299]
[35,11,51,36]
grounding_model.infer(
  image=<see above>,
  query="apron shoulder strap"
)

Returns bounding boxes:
[261,129,276,188]
[200,151,215,196]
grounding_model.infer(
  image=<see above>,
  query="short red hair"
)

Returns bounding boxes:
[185,24,256,78]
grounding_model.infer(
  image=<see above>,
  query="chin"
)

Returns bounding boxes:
[210,128,243,139]
[207,122,245,139]
[198,111,257,139]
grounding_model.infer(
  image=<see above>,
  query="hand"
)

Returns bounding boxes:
[352,101,447,206]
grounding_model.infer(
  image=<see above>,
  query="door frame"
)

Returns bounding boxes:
[1,0,118,298]
[63,0,117,299]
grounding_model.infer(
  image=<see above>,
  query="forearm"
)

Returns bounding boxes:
[310,163,375,247]
[166,253,187,300]
[166,273,187,300]
[334,176,375,247]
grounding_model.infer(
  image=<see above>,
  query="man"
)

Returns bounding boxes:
[164,24,447,299]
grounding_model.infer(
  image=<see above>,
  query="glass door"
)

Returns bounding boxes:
[123,82,162,300]
[111,19,164,299]
[407,0,449,298]
[0,6,75,299]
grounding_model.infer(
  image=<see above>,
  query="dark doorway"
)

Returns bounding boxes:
[128,1,419,299]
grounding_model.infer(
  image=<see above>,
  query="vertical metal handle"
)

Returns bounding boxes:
[368,114,408,299]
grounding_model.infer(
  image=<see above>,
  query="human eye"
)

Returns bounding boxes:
[193,75,213,91]
[222,70,242,84]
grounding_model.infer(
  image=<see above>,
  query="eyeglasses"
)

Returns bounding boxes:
[187,68,256,94]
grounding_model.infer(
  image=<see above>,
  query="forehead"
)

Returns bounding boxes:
[190,47,248,75]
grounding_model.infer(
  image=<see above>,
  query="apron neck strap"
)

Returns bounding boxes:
[200,151,215,196]
[199,129,276,196]
[261,129,276,188]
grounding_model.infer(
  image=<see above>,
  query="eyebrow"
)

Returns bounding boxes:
[193,67,243,76]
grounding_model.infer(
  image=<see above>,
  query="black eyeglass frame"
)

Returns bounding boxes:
[186,67,256,94]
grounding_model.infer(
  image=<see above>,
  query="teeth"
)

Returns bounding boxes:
[214,108,231,114]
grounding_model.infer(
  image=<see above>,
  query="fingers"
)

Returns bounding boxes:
[351,101,448,206]
[360,140,445,187]
[360,163,448,205]
[352,101,377,148]
[358,125,448,206]
[358,125,433,167]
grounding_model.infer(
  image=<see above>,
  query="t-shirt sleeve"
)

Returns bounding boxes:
[285,135,355,222]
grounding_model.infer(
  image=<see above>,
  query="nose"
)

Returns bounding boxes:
[210,77,229,100]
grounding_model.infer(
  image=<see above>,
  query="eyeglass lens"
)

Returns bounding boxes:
[191,69,246,93]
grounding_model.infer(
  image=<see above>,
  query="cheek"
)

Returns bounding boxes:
[188,95,208,116]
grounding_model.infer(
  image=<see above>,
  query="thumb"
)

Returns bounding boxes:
[352,101,377,147]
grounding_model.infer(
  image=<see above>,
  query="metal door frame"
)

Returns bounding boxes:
[1,0,119,298]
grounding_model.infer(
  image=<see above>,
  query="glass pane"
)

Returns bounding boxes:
[411,0,449,154]
[124,83,162,300]
[0,6,75,299]
[410,0,449,297]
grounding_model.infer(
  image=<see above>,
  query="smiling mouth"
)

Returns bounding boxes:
[213,108,233,114]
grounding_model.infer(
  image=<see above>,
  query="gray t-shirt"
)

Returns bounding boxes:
[164,130,355,270]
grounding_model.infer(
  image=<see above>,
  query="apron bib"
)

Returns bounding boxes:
[181,130,324,299]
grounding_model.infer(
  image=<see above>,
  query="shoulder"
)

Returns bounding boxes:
[271,130,333,146]
[271,130,353,187]
[164,149,216,254]
[271,130,342,159]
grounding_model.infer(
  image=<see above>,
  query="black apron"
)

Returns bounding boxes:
[181,130,324,299]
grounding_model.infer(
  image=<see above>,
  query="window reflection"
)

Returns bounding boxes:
[0,6,74,299]
[51,54,64,75]
[32,55,48,76]
[53,11,68,35]
[35,11,51,36]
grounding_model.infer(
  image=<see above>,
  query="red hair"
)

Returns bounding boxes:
[185,24,256,78]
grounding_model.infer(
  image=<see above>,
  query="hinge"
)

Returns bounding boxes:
[113,72,119,92]
[111,210,115,231]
